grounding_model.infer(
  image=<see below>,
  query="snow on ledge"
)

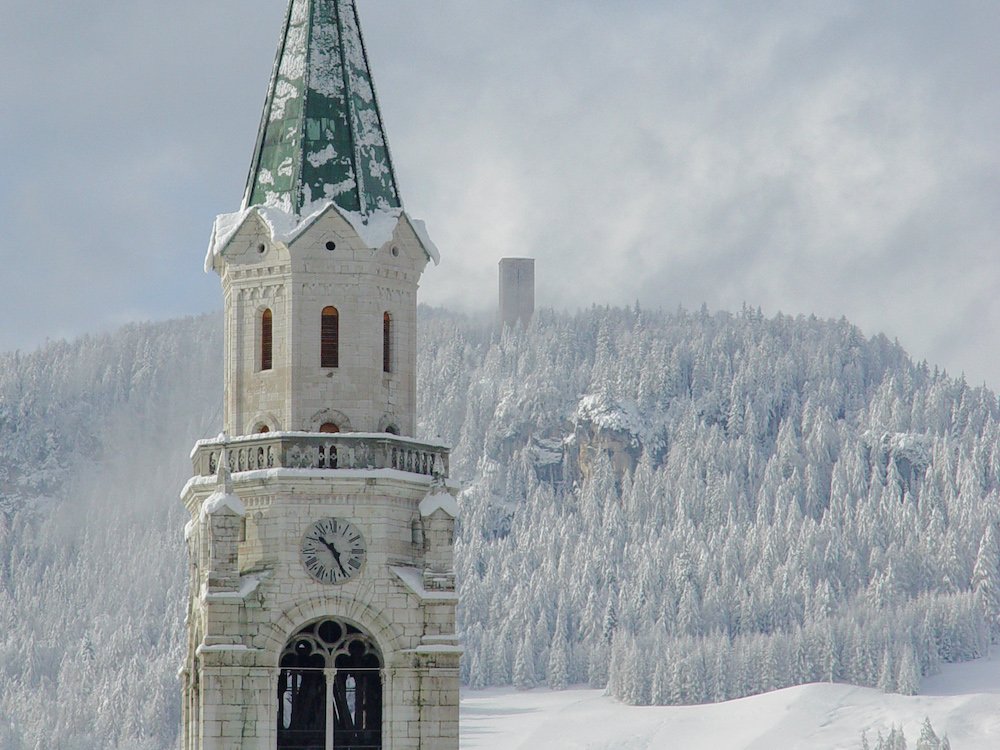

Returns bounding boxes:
[180,468,456,500]
[390,565,459,602]
[422,634,461,643]
[224,467,433,484]
[202,572,268,602]
[191,430,452,456]
[403,644,464,655]
[195,643,261,655]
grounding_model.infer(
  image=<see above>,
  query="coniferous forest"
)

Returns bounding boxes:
[1,306,998,748]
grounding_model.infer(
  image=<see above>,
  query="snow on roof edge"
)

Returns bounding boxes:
[200,488,246,519]
[419,486,459,518]
[406,215,441,266]
[205,202,443,272]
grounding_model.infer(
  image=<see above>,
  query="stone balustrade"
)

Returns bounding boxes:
[192,432,449,479]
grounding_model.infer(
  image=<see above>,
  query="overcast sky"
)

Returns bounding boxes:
[2,1,999,387]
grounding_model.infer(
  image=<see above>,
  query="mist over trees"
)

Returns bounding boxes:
[0,316,221,749]
[1,305,998,747]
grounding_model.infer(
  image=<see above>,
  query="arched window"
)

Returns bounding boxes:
[319,422,340,434]
[385,425,399,436]
[277,619,383,750]
[261,309,273,371]
[382,312,392,374]
[256,424,270,434]
[321,307,339,368]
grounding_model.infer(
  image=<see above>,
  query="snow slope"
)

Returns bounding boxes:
[461,652,1000,749]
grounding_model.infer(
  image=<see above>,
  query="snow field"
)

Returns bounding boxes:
[460,651,1000,749]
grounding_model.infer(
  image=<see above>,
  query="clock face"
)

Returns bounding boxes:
[300,518,367,585]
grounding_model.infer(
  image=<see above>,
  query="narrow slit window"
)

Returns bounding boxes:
[261,309,273,371]
[383,312,392,373]
[321,306,339,368]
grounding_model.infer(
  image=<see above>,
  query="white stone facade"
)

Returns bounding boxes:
[182,210,459,749]
[215,207,428,438]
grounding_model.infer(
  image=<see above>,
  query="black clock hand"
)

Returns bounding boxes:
[307,534,337,554]
[317,536,349,576]
[318,537,339,558]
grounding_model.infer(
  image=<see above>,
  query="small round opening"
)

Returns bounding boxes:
[325,241,337,252]
[257,425,270,434]
[318,620,343,644]
[319,422,340,434]
[391,246,399,257]
[385,425,399,435]
[256,243,267,254]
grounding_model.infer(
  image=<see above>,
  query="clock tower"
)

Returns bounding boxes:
[179,2,460,749]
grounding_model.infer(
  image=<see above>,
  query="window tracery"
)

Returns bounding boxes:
[277,619,382,750]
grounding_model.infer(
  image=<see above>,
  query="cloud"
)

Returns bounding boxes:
[368,1,1000,383]
[2,0,999,386]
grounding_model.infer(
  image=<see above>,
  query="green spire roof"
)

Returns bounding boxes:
[242,0,402,218]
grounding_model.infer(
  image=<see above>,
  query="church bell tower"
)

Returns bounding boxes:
[180,2,460,748]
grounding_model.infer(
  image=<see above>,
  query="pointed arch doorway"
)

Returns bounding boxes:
[277,619,383,750]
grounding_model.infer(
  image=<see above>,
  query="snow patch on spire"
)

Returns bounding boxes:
[307,145,338,168]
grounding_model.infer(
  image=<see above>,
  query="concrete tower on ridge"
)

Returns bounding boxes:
[181,1,460,748]
[499,257,535,328]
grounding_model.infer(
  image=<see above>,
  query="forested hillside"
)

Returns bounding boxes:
[422,306,1000,705]
[0,317,221,749]
[1,305,998,747]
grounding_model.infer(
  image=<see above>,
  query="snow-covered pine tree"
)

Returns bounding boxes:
[513,629,537,690]
[915,717,941,750]
[972,522,1000,640]
[547,610,570,690]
